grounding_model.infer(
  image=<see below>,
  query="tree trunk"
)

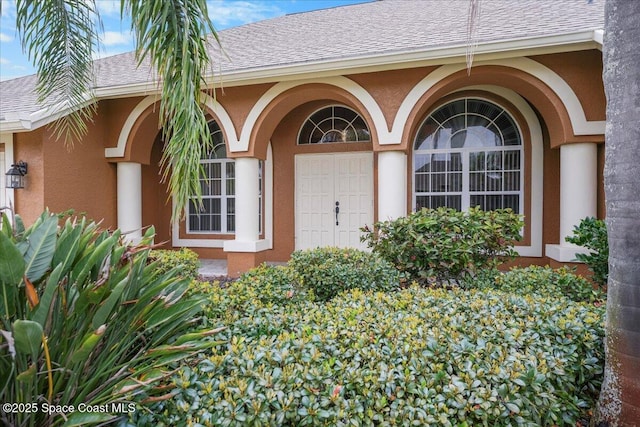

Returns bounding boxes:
[598,0,640,425]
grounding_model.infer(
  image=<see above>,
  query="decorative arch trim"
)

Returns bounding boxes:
[232,76,389,153]
[393,58,604,147]
[105,93,238,159]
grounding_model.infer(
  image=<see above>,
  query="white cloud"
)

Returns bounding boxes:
[101,30,131,46]
[0,0,15,19]
[0,32,12,42]
[0,57,9,64]
[207,0,284,28]
[94,0,121,17]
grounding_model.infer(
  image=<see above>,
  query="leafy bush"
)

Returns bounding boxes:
[149,247,200,280]
[288,247,399,301]
[565,217,609,287]
[484,266,605,303]
[0,211,220,427]
[231,263,312,306]
[135,287,604,426]
[361,207,523,283]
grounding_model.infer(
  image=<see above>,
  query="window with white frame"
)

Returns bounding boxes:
[413,98,523,213]
[298,105,370,144]
[187,120,262,234]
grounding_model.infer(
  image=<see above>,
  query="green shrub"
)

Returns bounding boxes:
[0,211,220,427]
[565,217,609,287]
[231,263,312,306]
[149,247,200,280]
[484,266,605,303]
[135,287,604,426]
[361,207,523,284]
[288,247,399,301]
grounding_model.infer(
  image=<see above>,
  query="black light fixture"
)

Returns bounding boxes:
[5,161,28,189]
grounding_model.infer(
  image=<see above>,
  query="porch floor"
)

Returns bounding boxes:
[198,259,228,280]
[197,259,287,281]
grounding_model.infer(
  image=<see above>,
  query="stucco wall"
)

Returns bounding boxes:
[8,48,605,270]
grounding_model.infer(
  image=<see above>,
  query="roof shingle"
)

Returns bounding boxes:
[0,0,605,122]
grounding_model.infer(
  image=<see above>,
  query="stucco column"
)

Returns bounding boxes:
[546,142,598,262]
[117,162,142,243]
[235,157,260,242]
[224,157,269,277]
[377,150,407,221]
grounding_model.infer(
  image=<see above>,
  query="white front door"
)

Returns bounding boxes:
[295,152,373,250]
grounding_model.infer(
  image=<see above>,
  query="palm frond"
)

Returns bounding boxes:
[466,0,482,75]
[16,0,101,146]
[125,0,217,222]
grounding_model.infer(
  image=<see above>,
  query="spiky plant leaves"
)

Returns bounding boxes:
[1,211,222,426]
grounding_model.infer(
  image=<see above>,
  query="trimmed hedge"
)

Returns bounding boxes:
[361,207,522,284]
[471,266,605,303]
[134,286,604,426]
[149,247,200,280]
[289,247,400,301]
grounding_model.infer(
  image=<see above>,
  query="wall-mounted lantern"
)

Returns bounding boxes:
[5,161,28,189]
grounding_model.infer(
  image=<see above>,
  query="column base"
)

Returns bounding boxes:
[545,244,591,263]
[226,251,266,278]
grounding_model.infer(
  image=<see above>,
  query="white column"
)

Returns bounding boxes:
[224,157,269,252]
[235,157,260,241]
[377,150,407,221]
[546,142,598,262]
[117,162,142,243]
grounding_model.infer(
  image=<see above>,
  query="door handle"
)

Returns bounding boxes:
[335,201,340,225]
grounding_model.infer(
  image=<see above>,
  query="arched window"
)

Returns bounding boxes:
[298,105,370,144]
[188,120,236,233]
[413,98,523,213]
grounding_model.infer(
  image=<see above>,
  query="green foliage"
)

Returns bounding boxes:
[128,0,218,222]
[135,286,604,426]
[0,210,221,427]
[13,0,218,222]
[361,207,523,284]
[480,266,606,303]
[288,247,400,301]
[15,0,99,143]
[232,263,313,306]
[565,217,609,287]
[149,247,201,281]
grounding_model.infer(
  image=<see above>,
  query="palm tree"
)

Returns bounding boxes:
[597,0,640,424]
[12,0,217,221]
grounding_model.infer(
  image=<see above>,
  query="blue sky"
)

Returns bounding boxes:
[0,0,371,81]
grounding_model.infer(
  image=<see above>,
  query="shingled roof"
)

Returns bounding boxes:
[0,0,605,128]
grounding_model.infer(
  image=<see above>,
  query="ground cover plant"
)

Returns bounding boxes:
[0,210,219,427]
[133,280,605,426]
[472,265,606,303]
[361,207,522,284]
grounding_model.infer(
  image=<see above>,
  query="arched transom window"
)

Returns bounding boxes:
[413,98,523,213]
[298,105,370,144]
